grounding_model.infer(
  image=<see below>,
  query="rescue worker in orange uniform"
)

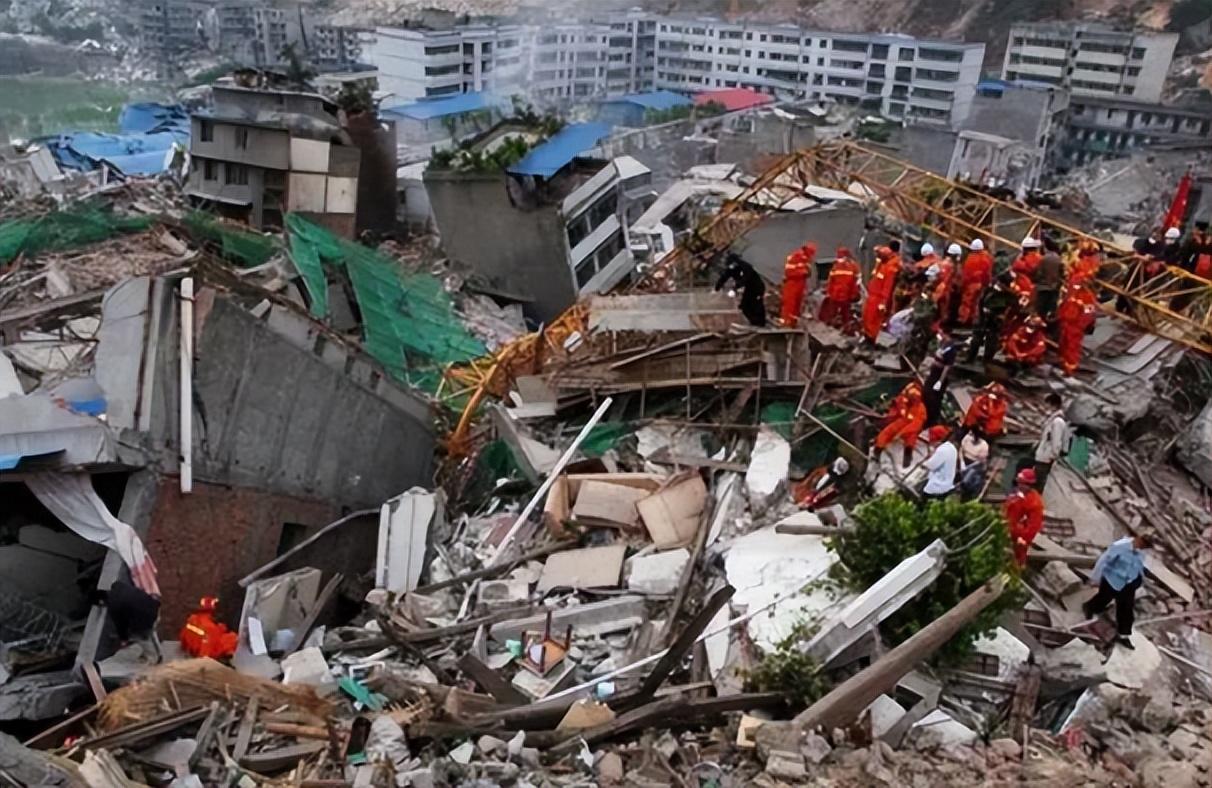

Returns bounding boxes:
[962,382,1008,438]
[862,246,901,342]
[180,596,239,660]
[1004,467,1045,567]
[914,243,940,276]
[957,238,994,325]
[1004,270,1036,337]
[874,381,927,455]
[780,241,815,327]
[1003,314,1047,366]
[1069,240,1102,287]
[818,246,862,333]
[933,244,960,321]
[1057,282,1098,376]
[1011,236,1043,278]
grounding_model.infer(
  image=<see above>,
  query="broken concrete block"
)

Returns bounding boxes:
[765,750,807,780]
[989,738,1022,759]
[477,734,507,758]
[1038,560,1084,598]
[800,732,832,765]
[1140,757,1201,788]
[376,488,443,595]
[745,426,790,512]
[479,578,531,609]
[909,710,977,749]
[557,699,615,731]
[448,741,475,765]
[400,768,435,788]
[971,627,1031,681]
[626,548,690,595]
[596,751,624,783]
[511,662,577,700]
[281,647,334,687]
[864,694,906,740]
[1104,632,1162,690]
[736,714,765,748]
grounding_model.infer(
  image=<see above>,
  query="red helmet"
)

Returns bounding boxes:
[1016,468,1037,486]
[836,246,852,259]
[198,596,219,612]
[927,425,950,443]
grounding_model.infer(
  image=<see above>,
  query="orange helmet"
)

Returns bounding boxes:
[198,596,219,612]
[875,245,892,261]
[836,246,852,259]
[904,381,923,398]
[984,382,1006,398]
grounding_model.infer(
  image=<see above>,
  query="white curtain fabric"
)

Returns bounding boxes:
[25,472,160,597]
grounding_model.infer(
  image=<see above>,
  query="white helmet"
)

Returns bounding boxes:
[969,239,984,251]
[830,457,850,476]
[947,243,962,256]
[1022,236,1041,249]
[920,243,935,256]
[1165,227,1181,240]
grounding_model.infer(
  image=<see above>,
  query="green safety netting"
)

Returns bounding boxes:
[285,214,487,394]
[0,204,152,264]
[760,401,797,440]
[183,211,277,268]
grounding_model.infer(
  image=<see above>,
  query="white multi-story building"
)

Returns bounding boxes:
[1002,23,1179,103]
[364,14,984,124]
[363,25,528,101]
[650,19,985,124]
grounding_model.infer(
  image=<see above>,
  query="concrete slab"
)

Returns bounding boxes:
[723,525,842,652]
[909,709,978,749]
[972,627,1032,681]
[864,694,907,739]
[537,544,626,592]
[1105,632,1162,690]
[626,548,691,595]
[489,597,647,642]
[745,427,790,512]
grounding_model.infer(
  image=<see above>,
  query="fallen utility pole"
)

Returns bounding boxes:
[794,574,1007,732]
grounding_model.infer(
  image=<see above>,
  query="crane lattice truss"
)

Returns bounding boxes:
[442,140,1212,451]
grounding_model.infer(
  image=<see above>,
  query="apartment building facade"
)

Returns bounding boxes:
[363,14,983,124]
[649,20,984,124]
[1002,23,1179,103]
[363,25,528,102]
[1064,95,1212,165]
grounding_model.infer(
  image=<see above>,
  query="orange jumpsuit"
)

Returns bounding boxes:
[1069,251,1101,287]
[1012,249,1042,278]
[1004,488,1044,566]
[1003,320,1046,365]
[957,251,994,325]
[932,259,956,317]
[862,253,901,341]
[180,609,239,659]
[962,391,1007,437]
[780,244,815,327]
[1057,285,1097,375]
[818,255,862,332]
[1003,272,1035,336]
[875,383,927,451]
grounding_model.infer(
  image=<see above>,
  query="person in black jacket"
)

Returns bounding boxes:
[715,253,767,327]
[967,271,1016,363]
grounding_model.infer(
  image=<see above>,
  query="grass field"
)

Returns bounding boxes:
[0,76,171,141]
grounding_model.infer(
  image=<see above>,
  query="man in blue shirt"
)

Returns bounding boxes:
[1083,533,1151,649]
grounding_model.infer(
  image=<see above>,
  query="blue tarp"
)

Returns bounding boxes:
[609,90,692,111]
[507,122,612,179]
[45,102,190,176]
[382,92,494,120]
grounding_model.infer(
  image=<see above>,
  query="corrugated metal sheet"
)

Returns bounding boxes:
[507,122,612,179]
[608,90,692,111]
[382,91,492,120]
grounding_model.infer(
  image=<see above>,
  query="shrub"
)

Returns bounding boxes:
[828,494,1023,664]
[744,622,831,707]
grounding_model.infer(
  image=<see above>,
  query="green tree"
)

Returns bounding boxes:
[280,42,315,88]
[828,494,1024,664]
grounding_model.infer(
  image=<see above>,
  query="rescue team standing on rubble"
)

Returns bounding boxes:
[723,225,1198,644]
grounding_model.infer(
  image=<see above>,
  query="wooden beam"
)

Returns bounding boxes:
[794,575,1007,731]
[457,653,528,706]
[639,585,735,701]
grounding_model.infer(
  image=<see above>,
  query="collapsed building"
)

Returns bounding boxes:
[0,123,1209,788]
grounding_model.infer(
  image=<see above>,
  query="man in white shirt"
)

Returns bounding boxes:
[1034,392,1068,492]
[922,425,958,502]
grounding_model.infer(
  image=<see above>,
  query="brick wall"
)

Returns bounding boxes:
[144,479,341,635]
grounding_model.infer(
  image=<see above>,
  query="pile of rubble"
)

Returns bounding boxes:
[2,182,1211,788]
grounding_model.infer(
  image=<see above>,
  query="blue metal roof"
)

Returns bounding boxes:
[507,122,612,179]
[382,92,493,120]
[608,90,692,111]
[44,102,190,176]
[119,102,191,135]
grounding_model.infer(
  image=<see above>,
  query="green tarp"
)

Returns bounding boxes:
[183,211,277,268]
[284,214,487,395]
[0,204,151,264]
